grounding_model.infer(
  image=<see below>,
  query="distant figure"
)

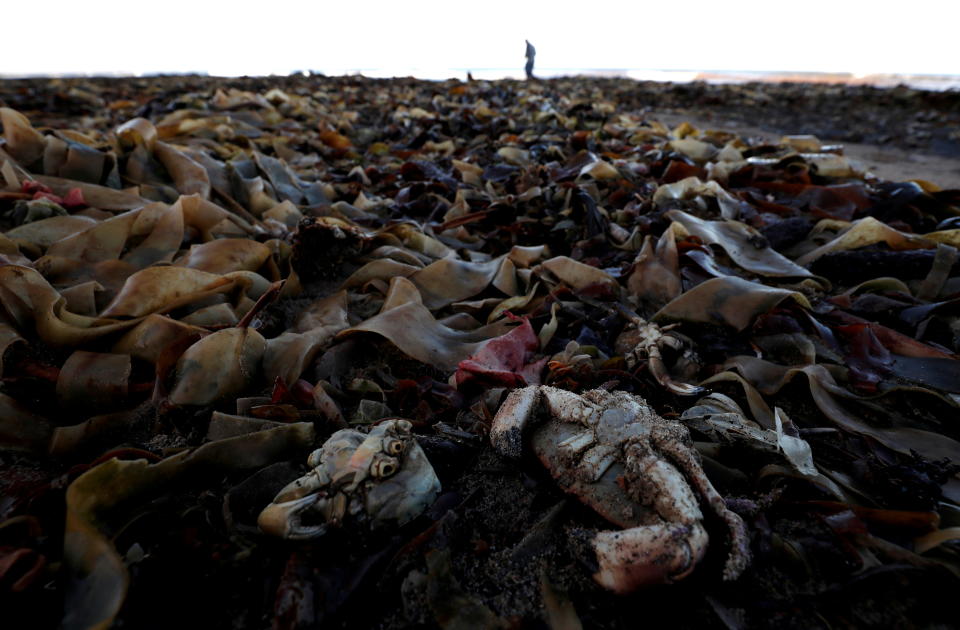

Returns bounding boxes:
[524,40,536,80]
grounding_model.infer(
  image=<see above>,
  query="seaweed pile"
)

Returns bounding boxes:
[1,76,960,629]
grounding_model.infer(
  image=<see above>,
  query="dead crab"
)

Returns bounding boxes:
[614,312,703,396]
[491,385,750,593]
[258,419,440,539]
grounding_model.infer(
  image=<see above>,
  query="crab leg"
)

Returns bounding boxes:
[541,386,603,426]
[589,440,709,592]
[649,426,751,581]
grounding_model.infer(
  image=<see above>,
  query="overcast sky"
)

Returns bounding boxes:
[4,0,958,78]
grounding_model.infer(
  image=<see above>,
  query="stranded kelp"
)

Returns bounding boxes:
[1,75,960,628]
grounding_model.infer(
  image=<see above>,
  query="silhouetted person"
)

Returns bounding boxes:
[525,40,536,79]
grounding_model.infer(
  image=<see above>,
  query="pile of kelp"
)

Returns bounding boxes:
[1,76,960,629]
[4,75,960,156]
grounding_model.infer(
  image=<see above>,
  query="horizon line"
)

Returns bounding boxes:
[1,68,958,91]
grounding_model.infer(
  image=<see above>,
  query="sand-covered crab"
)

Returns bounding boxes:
[491,386,750,593]
[258,419,440,539]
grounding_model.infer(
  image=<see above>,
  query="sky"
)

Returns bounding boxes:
[3,0,958,78]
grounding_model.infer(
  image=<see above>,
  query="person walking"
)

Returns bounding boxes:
[524,40,536,80]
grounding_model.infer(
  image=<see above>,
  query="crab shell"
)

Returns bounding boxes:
[258,419,441,539]
[491,386,750,593]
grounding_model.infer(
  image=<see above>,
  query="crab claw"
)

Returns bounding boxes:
[257,493,333,539]
[646,351,704,396]
[491,386,604,458]
[577,437,714,592]
[490,386,542,458]
[588,521,709,593]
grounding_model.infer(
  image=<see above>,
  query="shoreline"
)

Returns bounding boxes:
[2,69,959,92]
